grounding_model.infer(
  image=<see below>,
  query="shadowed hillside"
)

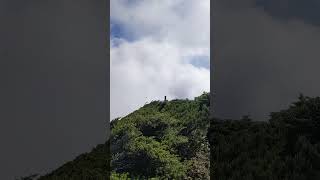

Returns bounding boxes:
[37,141,110,180]
[17,94,320,179]
[209,94,320,180]
[18,93,210,180]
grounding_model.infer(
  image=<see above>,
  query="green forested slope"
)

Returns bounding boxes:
[209,94,320,180]
[20,93,320,179]
[110,93,210,179]
[26,93,210,180]
[37,141,110,180]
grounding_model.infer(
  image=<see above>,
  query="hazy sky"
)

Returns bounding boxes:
[110,0,210,120]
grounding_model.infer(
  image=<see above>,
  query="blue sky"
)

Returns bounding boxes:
[110,0,210,119]
[188,55,210,69]
[111,21,136,42]
[110,22,125,39]
[111,22,210,69]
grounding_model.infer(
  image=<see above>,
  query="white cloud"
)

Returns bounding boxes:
[110,0,210,120]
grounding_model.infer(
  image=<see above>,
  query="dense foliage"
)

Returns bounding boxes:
[19,93,210,180]
[36,141,110,180]
[209,94,320,180]
[110,93,210,179]
[18,93,320,179]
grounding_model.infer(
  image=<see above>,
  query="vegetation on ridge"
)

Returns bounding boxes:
[17,93,320,179]
[19,93,210,180]
[110,93,210,179]
[209,94,320,180]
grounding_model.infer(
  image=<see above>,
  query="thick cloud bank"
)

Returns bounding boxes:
[110,0,210,120]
